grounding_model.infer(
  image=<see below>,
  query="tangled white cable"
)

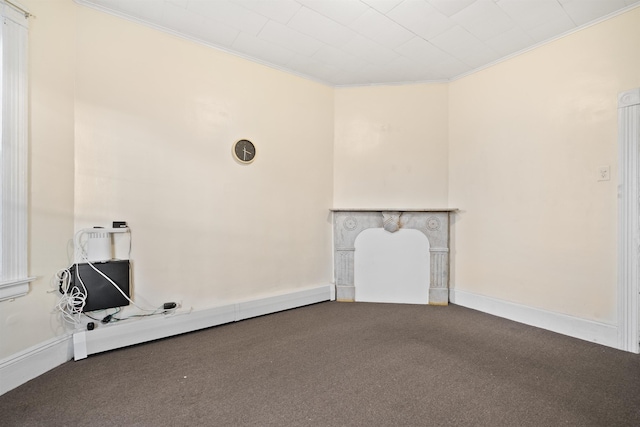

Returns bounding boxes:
[55,267,87,325]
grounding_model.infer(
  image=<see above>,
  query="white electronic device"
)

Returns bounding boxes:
[75,227,130,263]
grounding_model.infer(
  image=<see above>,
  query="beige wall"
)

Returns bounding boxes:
[333,84,449,208]
[0,0,76,358]
[448,7,640,323]
[74,7,334,310]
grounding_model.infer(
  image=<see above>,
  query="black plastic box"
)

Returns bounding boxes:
[69,260,130,312]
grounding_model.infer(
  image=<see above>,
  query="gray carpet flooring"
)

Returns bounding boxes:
[1,302,639,426]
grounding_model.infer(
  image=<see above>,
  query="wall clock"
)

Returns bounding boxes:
[233,139,256,164]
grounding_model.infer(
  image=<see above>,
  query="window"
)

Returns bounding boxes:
[0,1,32,301]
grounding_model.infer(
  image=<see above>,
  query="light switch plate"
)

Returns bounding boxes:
[598,166,610,181]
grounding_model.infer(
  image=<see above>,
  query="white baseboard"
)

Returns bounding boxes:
[450,288,619,349]
[73,284,333,360]
[3,285,617,396]
[0,284,333,396]
[0,335,74,396]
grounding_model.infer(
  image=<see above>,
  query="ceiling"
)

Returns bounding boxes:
[77,0,640,86]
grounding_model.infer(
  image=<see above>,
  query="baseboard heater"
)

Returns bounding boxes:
[72,285,332,360]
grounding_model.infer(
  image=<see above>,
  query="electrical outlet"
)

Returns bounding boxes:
[598,166,610,181]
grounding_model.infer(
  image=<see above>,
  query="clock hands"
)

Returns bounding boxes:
[242,146,252,161]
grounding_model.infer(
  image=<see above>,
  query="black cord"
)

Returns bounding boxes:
[112,310,162,321]
[112,306,176,322]
[83,313,100,321]
[83,307,122,323]
[83,305,175,324]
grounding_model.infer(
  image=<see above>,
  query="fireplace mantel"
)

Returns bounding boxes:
[331,208,458,212]
[330,208,457,305]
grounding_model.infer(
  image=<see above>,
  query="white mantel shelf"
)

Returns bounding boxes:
[331,209,455,305]
[330,208,458,212]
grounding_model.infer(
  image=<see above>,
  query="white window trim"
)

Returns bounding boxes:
[0,1,32,301]
[0,277,35,302]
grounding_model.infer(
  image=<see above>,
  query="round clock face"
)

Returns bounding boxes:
[233,139,256,164]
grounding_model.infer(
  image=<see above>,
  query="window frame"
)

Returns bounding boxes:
[0,0,33,302]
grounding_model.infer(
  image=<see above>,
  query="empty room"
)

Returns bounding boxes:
[1,0,640,425]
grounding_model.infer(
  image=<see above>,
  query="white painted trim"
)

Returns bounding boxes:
[234,285,330,321]
[617,88,640,353]
[73,285,332,360]
[1,6,29,289]
[0,1,31,24]
[0,334,73,396]
[450,289,619,349]
[0,276,36,301]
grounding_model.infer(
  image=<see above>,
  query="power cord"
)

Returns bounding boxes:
[82,302,180,326]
